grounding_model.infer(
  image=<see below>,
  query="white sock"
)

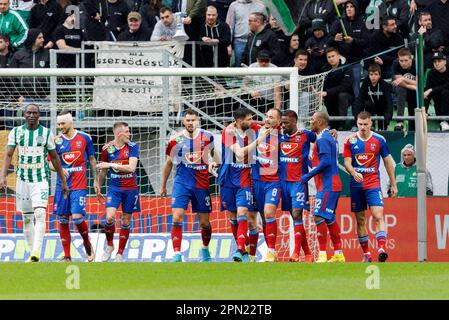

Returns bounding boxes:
[32,207,47,256]
[22,213,35,252]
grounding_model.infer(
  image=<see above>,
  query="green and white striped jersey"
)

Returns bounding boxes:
[7,124,56,183]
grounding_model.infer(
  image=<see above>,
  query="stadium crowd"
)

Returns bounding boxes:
[0,0,449,131]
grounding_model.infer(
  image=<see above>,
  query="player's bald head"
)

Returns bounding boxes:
[314,111,329,126]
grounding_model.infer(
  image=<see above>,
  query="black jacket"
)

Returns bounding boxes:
[353,78,393,123]
[242,24,280,66]
[117,25,152,41]
[199,20,231,67]
[139,3,159,31]
[0,51,12,68]
[299,0,336,37]
[422,27,449,69]
[305,33,331,72]
[328,0,368,63]
[429,0,449,38]
[106,0,131,39]
[378,0,410,38]
[84,0,109,41]
[425,67,449,95]
[29,0,64,44]
[322,60,354,97]
[366,29,404,74]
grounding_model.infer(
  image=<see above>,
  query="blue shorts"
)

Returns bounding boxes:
[253,180,281,213]
[220,186,255,212]
[350,187,384,213]
[313,191,340,220]
[171,183,212,213]
[106,189,140,213]
[53,189,87,216]
[281,181,310,211]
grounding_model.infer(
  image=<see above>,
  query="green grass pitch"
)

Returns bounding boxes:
[1,262,448,300]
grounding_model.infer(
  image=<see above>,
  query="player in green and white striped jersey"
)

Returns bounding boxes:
[0,104,68,262]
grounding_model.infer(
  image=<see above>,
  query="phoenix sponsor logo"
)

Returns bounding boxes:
[280,142,298,156]
[62,151,81,165]
[355,153,374,166]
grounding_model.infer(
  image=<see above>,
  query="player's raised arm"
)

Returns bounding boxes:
[160,155,173,197]
[383,155,397,197]
[0,146,16,189]
[48,149,69,198]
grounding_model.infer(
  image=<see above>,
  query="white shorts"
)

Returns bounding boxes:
[15,180,49,213]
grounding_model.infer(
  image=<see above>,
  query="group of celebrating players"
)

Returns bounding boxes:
[0,103,398,263]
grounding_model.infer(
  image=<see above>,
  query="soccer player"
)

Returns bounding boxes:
[160,109,217,263]
[300,111,345,263]
[343,111,397,262]
[97,122,141,262]
[280,110,315,262]
[252,108,282,262]
[0,104,68,262]
[49,111,100,262]
[218,108,268,263]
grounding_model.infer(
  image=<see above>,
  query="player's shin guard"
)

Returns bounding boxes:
[32,208,46,256]
[358,235,370,254]
[376,231,387,251]
[104,220,116,246]
[315,218,328,251]
[118,224,130,255]
[248,227,259,256]
[201,224,212,248]
[265,217,277,250]
[73,217,90,247]
[171,222,183,252]
[326,216,342,251]
[22,213,35,253]
[293,220,303,255]
[230,219,238,244]
[237,215,248,252]
[59,217,71,258]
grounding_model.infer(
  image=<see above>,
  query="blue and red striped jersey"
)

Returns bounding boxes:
[310,129,342,192]
[218,127,253,188]
[343,132,390,189]
[251,125,281,182]
[101,141,139,191]
[53,131,95,191]
[279,129,316,182]
[166,129,214,190]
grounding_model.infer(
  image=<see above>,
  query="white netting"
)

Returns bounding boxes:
[0,68,327,261]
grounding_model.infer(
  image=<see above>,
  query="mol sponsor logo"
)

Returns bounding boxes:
[280,142,298,156]
[257,142,275,155]
[355,153,374,166]
[62,151,81,165]
[111,159,128,172]
[185,151,203,164]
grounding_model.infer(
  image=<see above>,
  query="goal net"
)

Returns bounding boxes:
[0,67,328,262]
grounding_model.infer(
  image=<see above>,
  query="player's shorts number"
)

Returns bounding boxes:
[272,189,278,197]
[41,190,48,200]
[245,191,253,202]
[205,196,211,207]
[79,196,86,207]
[134,195,139,206]
[315,198,322,209]
[296,192,305,202]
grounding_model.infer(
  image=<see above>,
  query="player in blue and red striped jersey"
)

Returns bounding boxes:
[49,111,100,262]
[252,108,283,262]
[160,109,217,263]
[97,122,141,262]
[279,110,315,263]
[300,111,345,263]
[343,111,397,263]
[218,108,268,263]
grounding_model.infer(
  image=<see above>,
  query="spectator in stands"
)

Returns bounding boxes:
[245,50,283,111]
[172,0,206,40]
[297,0,336,40]
[378,0,410,38]
[151,6,177,41]
[105,0,131,41]
[54,11,83,68]
[353,63,393,130]
[226,0,266,67]
[389,144,433,197]
[320,46,354,129]
[10,28,50,101]
[83,0,108,41]
[429,0,449,39]
[424,52,449,131]
[199,5,231,67]
[305,20,330,74]
[29,0,64,49]
[0,34,12,68]
[391,48,417,131]
[9,0,33,22]
[417,11,448,69]
[241,12,280,67]
[366,16,404,79]
[118,11,152,41]
[0,0,29,49]
[410,0,438,16]
[139,0,161,31]
[276,33,300,67]
[269,15,288,51]
[207,0,233,22]
[329,0,368,97]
